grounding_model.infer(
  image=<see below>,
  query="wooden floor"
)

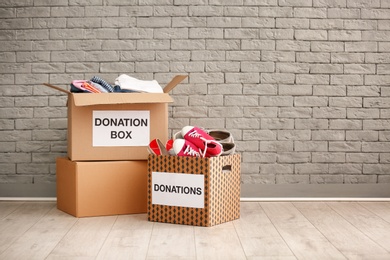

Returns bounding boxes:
[1,201,390,259]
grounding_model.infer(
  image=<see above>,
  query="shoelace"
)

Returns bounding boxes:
[188,130,207,157]
[188,129,222,157]
[188,130,202,139]
[183,144,201,157]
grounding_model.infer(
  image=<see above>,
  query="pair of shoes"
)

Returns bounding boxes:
[173,127,235,156]
[148,126,236,157]
[173,126,223,157]
[173,128,232,142]
[207,129,235,156]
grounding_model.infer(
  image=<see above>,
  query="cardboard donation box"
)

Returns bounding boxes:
[56,157,148,217]
[44,75,187,161]
[147,154,241,227]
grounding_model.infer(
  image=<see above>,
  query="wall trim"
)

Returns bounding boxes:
[241,183,390,201]
[1,183,390,202]
[0,183,56,198]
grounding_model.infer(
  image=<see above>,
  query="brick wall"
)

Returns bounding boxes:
[1,0,390,187]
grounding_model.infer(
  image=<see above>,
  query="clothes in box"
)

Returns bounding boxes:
[56,157,147,217]
[44,75,187,161]
[147,154,241,227]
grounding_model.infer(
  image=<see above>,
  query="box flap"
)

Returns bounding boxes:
[163,75,187,93]
[43,83,71,94]
[56,157,77,216]
[43,74,187,106]
[71,92,173,106]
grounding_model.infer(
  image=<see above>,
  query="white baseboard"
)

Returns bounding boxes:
[0,183,56,198]
[0,197,57,201]
[241,183,390,201]
[241,197,390,201]
[2,197,389,202]
[1,183,390,202]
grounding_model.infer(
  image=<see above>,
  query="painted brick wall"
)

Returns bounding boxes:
[1,0,390,187]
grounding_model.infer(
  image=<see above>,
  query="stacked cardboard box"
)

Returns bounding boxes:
[45,75,187,217]
[56,158,148,217]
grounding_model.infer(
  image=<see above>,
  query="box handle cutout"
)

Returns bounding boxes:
[222,165,232,173]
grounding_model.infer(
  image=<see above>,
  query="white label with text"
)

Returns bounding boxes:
[92,110,150,147]
[152,172,204,208]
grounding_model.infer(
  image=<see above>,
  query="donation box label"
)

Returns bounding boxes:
[92,110,150,147]
[152,172,205,209]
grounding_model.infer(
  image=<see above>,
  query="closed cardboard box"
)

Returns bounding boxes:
[56,157,148,217]
[147,154,241,227]
[44,75,186,161]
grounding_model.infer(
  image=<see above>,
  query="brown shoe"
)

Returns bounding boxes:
[221,143,236,156]
[208,129,234,143]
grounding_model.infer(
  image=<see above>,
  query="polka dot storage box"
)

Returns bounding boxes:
[147,154,241,227]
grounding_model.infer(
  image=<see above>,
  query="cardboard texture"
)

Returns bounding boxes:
[44,75,187,161]
[56,157,148,217]
[147,154,241,227]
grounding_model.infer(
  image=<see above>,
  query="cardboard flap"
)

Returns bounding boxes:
[71,92,173,106]
[43,74,186,106]
[43,83,71,94]
[163,75,187,93]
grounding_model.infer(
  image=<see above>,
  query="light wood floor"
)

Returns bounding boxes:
[1,201,390,259]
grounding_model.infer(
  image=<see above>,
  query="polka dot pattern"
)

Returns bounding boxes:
[147,154,241,227]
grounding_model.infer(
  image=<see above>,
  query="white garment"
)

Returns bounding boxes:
[115,74,163,93]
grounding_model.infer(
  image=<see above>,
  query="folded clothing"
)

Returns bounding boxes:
[82,82,101,93]
[71,80,110,93]
[90,76,114,92]
[69,75,161,93]
[71,80,91,93]
[115,74,163,93]
[90,82,109,93]
[113,85,140,93]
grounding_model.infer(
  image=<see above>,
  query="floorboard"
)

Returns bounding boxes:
[233,202,295,259]
[260,202,347,259]
[46,215,117,259]
[0,202,54,255]
[0,201,390,259]
[0,201,24,219]
[358,202,390,223]
[195,221,247,260]
[0,205,77,259]
[327,202,390,253]
[294,202,390,259]
[96,214,153,260]
[146,222,196,260]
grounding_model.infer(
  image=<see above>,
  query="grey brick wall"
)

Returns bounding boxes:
[1,0,390,187]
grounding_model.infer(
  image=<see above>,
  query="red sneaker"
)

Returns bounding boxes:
[173,139,202,157]
[165,139,175,155]
[181,126,222,157]
[148,139,169,155]
[166,139,174,151]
